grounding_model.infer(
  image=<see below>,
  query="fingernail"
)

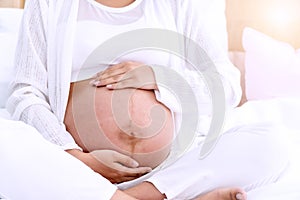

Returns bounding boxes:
[89,80,94,85]
[236,193,244,200]
[92,81,101,86]
[106,84,113,89]
[146,167,152,172]
[132,160,139,167]
[89,80,98,85]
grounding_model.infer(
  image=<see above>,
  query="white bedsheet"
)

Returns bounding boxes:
[0,108,10,119]
[226,98,300,200]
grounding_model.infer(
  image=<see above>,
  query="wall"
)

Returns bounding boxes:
[226,0,300,50]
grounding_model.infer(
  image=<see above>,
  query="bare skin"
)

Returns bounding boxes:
[110,187,247,200]
[64,80,174,169]
[194,188,246,200]
[111,190,137,200]
[123,181,246,200]
[111,187,247,200]
[94,0,136,8]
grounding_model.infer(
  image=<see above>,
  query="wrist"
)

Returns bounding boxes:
[66,149,85,158]
[67,149,97,166]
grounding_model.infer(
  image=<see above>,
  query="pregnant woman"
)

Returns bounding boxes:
[6,0,287,199]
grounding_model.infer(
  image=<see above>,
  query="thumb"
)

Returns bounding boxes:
[112,151,140,168]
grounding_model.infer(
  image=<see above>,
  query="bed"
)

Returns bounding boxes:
[1,0,300,199]
[226,0,300,198]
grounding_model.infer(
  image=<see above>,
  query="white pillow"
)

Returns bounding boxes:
[0,8,23,108]
[242,27,300,100]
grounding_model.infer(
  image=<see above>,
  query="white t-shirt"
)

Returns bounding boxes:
[72,0,180,82]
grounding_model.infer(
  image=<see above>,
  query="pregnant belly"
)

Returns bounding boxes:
[64,79,174,168]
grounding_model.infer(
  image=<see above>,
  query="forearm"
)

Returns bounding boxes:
[6,91,80,150]
[5,0,77,148]
[217,61,242,108]
[177,0,242,108]
[112,190,138,200]
[23,105,79,149]
[124,181,166,200]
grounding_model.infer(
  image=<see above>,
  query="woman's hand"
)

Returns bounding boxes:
[66,149,152,183]
[90,61,158,90]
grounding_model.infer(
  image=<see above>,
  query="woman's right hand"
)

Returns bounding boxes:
[90,61,158,90]
[66,149,152,183]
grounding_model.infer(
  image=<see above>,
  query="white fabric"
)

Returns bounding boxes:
[6,0,242,150]
[147,123,288,200]
[0,118,117,200]
[5,0,81,150]
[0,109,10,119]
[0,8,23,108]
[243,27,300,100]
[229,98,300,200]
[247,181,300,200]
[72,0,177,82]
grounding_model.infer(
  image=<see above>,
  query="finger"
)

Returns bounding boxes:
[116,164,152,175]
[114,176,139,183]
[100,64,128,80]
[112,175,146,184]
[112,151,140,168]
[100,62,128,77]
[94,74,129,87]
[90,63,124,81]
[106,77,155,90]
[100,61,143,79]
[105,79,134,90]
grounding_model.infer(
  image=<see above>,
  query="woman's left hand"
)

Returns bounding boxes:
[90,61,158,90]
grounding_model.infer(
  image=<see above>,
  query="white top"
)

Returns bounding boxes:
[7,0,242,153]
[72,0,177,82]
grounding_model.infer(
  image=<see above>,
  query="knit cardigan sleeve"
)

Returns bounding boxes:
[153,0,242,116]
[179,0,242,108]
[6,0,80,150]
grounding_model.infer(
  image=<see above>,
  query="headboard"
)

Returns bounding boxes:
[226,0,300,104]
[226,0,300,51]
[0,0,24,8]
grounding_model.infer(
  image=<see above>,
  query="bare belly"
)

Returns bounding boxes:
[64,79,173,168]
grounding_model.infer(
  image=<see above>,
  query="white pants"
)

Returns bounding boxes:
[0,118,117,200]
[0,119,288,200]
[147,123,289,200]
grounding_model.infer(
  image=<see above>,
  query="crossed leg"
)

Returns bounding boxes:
[124,181,246,200]
[194,188,246,200]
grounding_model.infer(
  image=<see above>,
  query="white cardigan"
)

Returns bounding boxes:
[6,0,242,150]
